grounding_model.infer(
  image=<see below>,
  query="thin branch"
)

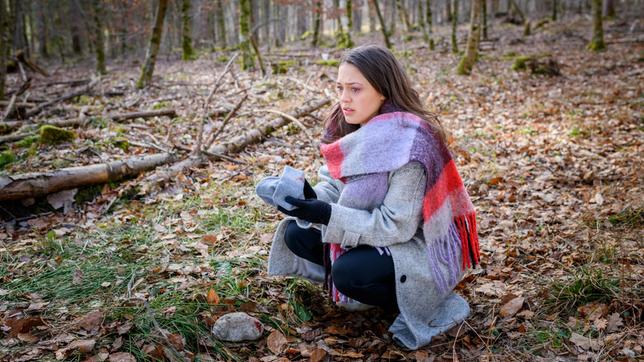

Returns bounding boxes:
[204,93,248,150]
[193,53,239,156]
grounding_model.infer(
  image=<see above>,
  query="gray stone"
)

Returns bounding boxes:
[211,312,264,342]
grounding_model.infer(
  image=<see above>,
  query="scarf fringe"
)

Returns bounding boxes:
[426,213,480,294]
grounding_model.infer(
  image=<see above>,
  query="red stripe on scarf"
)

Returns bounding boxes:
[421,160,464,220]
[320,143,344,179]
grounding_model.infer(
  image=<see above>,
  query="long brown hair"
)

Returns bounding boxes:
[321,45,446,145]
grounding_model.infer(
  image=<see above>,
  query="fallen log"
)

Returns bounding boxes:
[141,98,330,192]
[109,109,177,122]
[0,153,176,201]
[0,118,88,135]
[0,132,34,145]
[208,98,330,155]
[25,78,98,118]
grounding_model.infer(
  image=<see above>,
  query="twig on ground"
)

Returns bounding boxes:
[193,53,239,156]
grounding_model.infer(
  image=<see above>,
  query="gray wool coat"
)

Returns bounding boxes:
[267,162,470,349]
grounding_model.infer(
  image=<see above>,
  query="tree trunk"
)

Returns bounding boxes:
[92,0,106,74]
[451,0,459,53]
[397,0,413,32]
[0,153,176,202]
[353,0,362,33]
[552,0,557,20]
[508,0,525,23]
[262,0,270,45]
[588,0,605,51]
[11,0,30,57]
[371,0,392,49]
[0,0,8,99]
[388,0,397,35]
[215,0,226,48]
[69,0,83,56]
[369,0,377,32]
[426,0,435,49]
[181,0,195,60]
[36,3,48,58]
[136,0,168,89]
[482,0,488,39]
[312,0,322,47]
[603,0,615,17]
[457,0,481,75]
[446,0,452,22]
[239,0,254,70]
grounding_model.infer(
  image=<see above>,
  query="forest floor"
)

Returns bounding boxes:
[1,16,642,362]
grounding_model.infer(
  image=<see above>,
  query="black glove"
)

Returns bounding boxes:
[304,179,317,199]
[278,196,332,225]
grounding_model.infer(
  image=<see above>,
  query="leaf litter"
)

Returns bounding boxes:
[1,16,643,361]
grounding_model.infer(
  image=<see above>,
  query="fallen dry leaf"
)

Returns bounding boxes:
[570,332,603,351]
[207,288,220,305]
[309,348,327,362]
[499,297,524,318]
[606,313,624,333]
[267,330,288,355]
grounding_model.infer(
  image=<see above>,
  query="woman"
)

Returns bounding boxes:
[263,45,480,350]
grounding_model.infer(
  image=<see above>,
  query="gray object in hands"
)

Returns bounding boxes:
[256,166,306,211]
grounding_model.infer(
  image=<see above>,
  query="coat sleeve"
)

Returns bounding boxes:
[312,164,344,203]
[324,162,426,248]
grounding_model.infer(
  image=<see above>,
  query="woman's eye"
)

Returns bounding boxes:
[351,88,360,94]
[336,86,343,93]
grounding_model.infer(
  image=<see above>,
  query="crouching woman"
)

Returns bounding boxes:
[263,45,480,350]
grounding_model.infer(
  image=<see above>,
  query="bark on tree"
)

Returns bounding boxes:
[0,153,176,202]
[397,0,413,32]
[552,0,558,20]
[446,0,452,22]
[451,0,459,53]
[588,0,605,51]
[239,0,254,70]
[423,0,435,50]
[603,0,615,18]
[181,0,195,60]
[11,0,30,57]
[371,0,392,49]
[92,0,106,75]
[457,0,482,75]
[0,0,8,100]
[36,3,48,58]
[482,0,488,39]
[312,0,322,47]
[136,0,169,89]
[70,0,83,55]
[215,0,227,48]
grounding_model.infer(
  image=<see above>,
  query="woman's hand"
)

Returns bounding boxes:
[278,196,331,225]
[304,179,317,199]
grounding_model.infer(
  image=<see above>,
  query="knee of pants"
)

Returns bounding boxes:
[283,220,300,251]
[331,255,365,295]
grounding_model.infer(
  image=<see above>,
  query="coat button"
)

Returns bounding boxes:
[400,275,407,283]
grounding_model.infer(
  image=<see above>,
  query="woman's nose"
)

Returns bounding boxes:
[340,89,351,103]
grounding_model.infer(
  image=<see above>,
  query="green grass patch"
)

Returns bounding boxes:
[607,207,643,228]
[531,326,570,350]
[152,101,170,110]
[569,126,590,138]
[199,207,258,235]
[15,135,39,148]
[545,267,619,314]
[314,59,340,67]
[0,150,16,169]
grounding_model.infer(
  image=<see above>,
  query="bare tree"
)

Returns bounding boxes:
[137,0,169,89]
[215,0,227,48]
[457,0,482,75]
[588,0,605,51]
[451,0,459,53]
[91,0,106,74]
[371,0,392,49]
[312,0,322,47]
[0,0,8,99]
[603,0,615,18]
[182,0,195,60]
[239,0,254,70]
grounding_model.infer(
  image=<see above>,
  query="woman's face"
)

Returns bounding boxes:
[336,63,385,126]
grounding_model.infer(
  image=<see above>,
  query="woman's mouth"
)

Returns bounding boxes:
[343,108,354,115]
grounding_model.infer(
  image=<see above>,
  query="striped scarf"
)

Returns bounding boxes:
[320,111,480,301]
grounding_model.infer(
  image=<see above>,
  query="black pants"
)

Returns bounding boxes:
[284,220,398,310]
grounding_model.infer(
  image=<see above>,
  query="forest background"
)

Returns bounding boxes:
[0,0,642,361]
